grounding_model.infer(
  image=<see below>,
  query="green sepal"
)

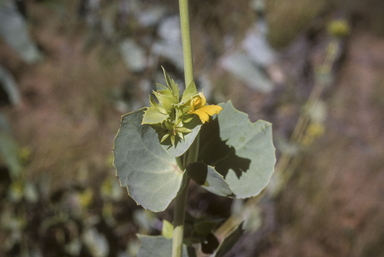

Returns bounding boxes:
[176,127,192,134]
[181,114,194,124]
[170,133,176,146]
[160,115,202,157]
[162,66,180,101]
[183,114,194,123]
[177,131,185,141]
[156,83,167,91]
[142,106,169,125]
[180,80,198,103]
[153,90,178,114]
[156,88,174,98]
[174,126,192,141]
[163,120,173,130]
[160,133,170,143]
[149,95,167,114]
[175,105,194,123]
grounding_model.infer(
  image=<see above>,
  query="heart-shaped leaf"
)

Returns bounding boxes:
[113,109,185,212]
[198,101,276,198]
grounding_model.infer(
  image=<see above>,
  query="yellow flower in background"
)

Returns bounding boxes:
[188,92,223,124]
[300,122,325,146]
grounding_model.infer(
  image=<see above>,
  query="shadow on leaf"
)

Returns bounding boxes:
[198,117,251,179]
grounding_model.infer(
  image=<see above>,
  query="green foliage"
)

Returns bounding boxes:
[180,81,198,104]
[160,116,201,157]
[114,100,275,211]
[137,221,244,257]
[197,101,276,198]
[113,68,275,255]
[114,109,186,212]
[137,235,191,257]
[214,222,244,257]
[186,161,233,197]
[183,213,223,247]
[142,69,201,148]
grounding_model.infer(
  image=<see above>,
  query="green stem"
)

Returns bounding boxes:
[172,177,189,257]
[173,136,200,257]
[179,0,194,87]
[173,1,195,256]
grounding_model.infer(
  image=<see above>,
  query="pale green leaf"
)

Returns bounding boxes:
[198,101,276,198]
[186,162,233,197]
[113,109,184,212]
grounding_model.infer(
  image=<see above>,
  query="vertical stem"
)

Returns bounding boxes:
[173,1,194,256]
[172,177,189,257]
[179,0,194,87]
[172,136,199,257]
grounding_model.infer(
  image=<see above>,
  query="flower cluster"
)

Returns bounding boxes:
[142,68,222,146]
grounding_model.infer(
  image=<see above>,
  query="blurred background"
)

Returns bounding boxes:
[1,0,384,256]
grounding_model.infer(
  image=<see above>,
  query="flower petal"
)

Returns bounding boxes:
[193,109,210,123]
[201,105,223,116]
[192,105,223,124]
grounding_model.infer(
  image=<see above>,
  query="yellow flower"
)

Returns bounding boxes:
[188,93,223,124]
[189,92,206,111]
